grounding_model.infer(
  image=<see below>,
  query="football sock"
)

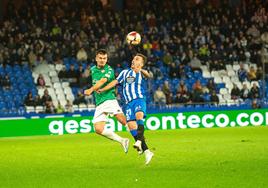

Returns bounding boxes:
[130,129,138,141]
[137,119,145,141]
[101,129,123,143]
[141,140,148,151]
[131,128,148,151]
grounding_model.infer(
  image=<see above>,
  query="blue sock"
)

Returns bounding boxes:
[130,129,138,141]
[130,129,138,137]
[137,119,144,126]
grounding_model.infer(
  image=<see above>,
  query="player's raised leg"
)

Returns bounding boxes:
[135,111,154,164]
[94,118,129,153]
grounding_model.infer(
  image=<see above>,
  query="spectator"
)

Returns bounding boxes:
[189,53,202,72]
[44,48,53,63]
[45,102,56,114]
[41,89,52,106]
[193,80,202,92]
[175,82,190,104]
[34,94,43,106]
[192,80,204,103]
[247,66,257,81]
[256,67,263,80]
[210,90,219,105]
[163,81,173,106]
[36,74,46,87]
[56,102,65,114]
[238,64,248,82]
[163,52,172,66]
[79,68,91,88]
[153,87,166,107]
[24,92,35,106]
[169,62,178,78]
[76,47,88,62]
[143,39,152,56]
[178,64,186,79]
[250,83,260,99]
[206,79,216,94]
[65,100,73,113]
[67,64,79,87]
[231,84,241,100]
[73,91,87,105]
[2,75,11,90]
[58,66,68,80]
[252,99,261,109]
[240,84,250,100]
[153,67,164,80]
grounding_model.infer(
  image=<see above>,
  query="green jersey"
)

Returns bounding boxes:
[90,64,116,106]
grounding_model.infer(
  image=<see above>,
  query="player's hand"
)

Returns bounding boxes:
[84,88,93,96]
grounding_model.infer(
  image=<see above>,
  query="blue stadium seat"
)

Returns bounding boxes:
[194,71,202,79]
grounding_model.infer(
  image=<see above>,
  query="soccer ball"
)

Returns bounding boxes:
[126,31,141,45]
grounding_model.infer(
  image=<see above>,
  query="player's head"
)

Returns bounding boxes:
[96,49,108,68]
[131,53,147,70]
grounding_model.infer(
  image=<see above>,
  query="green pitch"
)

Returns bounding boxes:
[0,126,267,188]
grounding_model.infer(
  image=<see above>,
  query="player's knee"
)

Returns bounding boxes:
[94,125,104,134]
[116,114,127,125]
[135,112,144,120]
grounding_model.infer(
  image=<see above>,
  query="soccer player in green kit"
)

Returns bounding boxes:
[84,49,129,153]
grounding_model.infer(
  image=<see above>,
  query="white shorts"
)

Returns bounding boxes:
[92,99,123,123]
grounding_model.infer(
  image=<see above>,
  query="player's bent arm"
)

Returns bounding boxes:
[92,78,108,91]
[141,69,153,79]
[99,80,118,92]
[84,78,108,96]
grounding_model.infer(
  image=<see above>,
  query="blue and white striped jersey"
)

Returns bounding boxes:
[116,69,146,104]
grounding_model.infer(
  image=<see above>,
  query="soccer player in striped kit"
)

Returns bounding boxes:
[99,53,154,165]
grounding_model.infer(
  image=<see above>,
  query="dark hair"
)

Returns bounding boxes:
[96,49,108,56]
[136,53,147,65]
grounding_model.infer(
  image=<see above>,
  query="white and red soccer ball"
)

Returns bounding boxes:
[126,31,141,45]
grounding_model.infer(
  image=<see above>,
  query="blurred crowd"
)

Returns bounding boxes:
[0,0,267,112]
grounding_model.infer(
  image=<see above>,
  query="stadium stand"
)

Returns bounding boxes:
[0,0,267,115]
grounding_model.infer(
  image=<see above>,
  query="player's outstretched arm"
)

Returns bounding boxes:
[84,78,108,96]
[141,69,153,79]
[98,80,118,93]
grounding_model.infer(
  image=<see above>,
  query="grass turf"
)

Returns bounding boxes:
[0,126,267,188]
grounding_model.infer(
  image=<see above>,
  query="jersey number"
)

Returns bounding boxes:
[126,109,131,120]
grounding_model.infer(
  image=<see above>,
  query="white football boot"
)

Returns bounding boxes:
[144,150,154,165]
[121,138,130,153]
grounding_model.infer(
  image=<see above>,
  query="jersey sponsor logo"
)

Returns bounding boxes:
[105,73,111,78]
[126,76,135,84]
[101,70,105,73]
[93,79,97,84]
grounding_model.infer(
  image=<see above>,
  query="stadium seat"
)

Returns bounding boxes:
[26,106,35,113]
[51,76,60,83]
[62,82,70,88]
[203,70,211,78]
[78,104,87,112]
[35,106,44,113]
[59,99,67,106]
[214,76,223,84]
[55,64,64,72]
[233,64,240,72]
[49,70,57,77]
[87,104,96,111]
[54,82,62,89]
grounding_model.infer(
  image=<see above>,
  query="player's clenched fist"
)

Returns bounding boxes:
[84,88,93,96]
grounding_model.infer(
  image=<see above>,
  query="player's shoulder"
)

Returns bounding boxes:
[105,65,114,71]
[91,65,97,71]
[121,69,131,74]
